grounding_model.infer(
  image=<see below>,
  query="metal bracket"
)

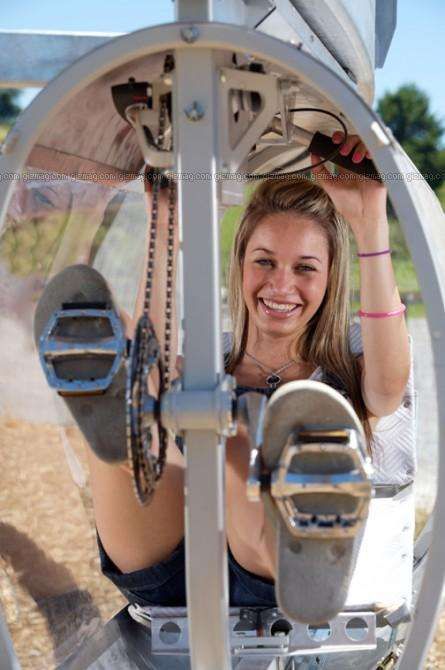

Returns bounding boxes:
[125,103,173,169]
[160,374,237,436]
[116,66,294,176]
[144,606,376,656]
[112,76,174,169]
[238,392,268,502]
[219,66,282,172]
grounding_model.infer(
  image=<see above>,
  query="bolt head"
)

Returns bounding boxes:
[180,25,199,43]
[184,101,205,122]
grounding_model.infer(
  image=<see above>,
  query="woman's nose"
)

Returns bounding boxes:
[269,267,296,293]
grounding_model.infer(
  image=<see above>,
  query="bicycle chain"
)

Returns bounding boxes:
[126,90,175,505]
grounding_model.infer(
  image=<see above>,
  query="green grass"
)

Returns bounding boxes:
[405,302,426,318]
[437,181,445,210]
[350,217,419,294]
[0,123,10,143]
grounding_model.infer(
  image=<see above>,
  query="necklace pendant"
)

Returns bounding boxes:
[266,373,281,388]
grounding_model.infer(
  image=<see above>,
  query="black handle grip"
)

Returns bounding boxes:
[111,80,150,120]
[308,131,382,182]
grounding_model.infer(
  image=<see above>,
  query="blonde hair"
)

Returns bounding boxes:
[226,177,372,448]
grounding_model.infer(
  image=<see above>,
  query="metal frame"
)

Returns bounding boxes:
[0,0,383,102]
[0,17,443,670]
[174,45,231,670]
[0,605,20,670]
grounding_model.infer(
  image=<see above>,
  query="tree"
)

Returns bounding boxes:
[0,88,21,123]
[377,84,445,192]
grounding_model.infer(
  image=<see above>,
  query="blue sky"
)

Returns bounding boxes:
[1,0,444,121]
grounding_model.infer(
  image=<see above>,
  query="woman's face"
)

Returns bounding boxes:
[242,212,330,341]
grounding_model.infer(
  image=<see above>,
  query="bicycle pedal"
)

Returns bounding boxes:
[270,428,372,539]
[38,301,126,396]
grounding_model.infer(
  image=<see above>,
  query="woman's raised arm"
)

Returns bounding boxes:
[311,136,410,417]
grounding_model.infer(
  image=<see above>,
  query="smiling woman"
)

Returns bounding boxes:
[221,162,413,594]
[243,214,329,336]
[225,175,374,442]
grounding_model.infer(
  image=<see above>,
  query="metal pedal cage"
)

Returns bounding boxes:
[270,429,373,539]
[38,305,125,395]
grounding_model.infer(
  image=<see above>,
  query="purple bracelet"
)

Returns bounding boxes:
[357,249,391,258]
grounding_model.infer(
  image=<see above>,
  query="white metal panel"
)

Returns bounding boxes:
[289,0,376,101]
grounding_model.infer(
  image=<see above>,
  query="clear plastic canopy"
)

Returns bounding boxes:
[0,35,441,669]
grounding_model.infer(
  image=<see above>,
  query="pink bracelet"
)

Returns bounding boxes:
[357,249,391,258]
[357,305,406,318]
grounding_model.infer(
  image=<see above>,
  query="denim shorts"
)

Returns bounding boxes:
[97,534,277,608]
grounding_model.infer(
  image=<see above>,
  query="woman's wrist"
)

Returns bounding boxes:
[354,223,390,254]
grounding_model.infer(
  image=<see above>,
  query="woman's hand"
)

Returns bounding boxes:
[310,132,388,246]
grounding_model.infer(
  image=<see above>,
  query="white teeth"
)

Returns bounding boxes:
[262,298,298,312]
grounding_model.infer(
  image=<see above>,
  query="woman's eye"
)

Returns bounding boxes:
[297,265,316,273]
[255,258,272,267]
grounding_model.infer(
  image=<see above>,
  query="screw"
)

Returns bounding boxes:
[184,101,205,122]
[180,25,199,43]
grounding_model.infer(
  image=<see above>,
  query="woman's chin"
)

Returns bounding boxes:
[254,314,303,339]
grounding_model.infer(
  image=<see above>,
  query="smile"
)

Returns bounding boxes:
[259,297,302,317]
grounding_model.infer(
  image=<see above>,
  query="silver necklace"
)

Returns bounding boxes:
[244,351,297,389]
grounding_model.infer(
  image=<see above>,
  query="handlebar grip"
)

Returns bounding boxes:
[308,131,382,182]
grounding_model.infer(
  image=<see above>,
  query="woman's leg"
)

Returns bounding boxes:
[83,181,186,576]
[90,420,273,579]
[225,424,276,580]
[88,439,185,574]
